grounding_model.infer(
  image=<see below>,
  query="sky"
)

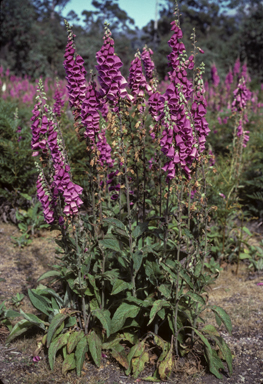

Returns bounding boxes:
[62,0,161,29]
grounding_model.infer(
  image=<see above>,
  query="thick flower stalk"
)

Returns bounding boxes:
[95,22,132,112]
[128,52,152,100]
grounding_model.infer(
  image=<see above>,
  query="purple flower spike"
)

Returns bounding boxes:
[53,87,65,118]
[95,25,131,110]
[141,46,155,81]
[211,64,220,87]
[128,53,152,100]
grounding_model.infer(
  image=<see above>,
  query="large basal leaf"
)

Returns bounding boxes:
[28,289,50,316]
[210,305,232,334]
[111,343,129,369]
[126,341,145,375]
[47,313,69,347]
[210,335,233,376]
[48,332,70,371]
[75,336,88,377]
[6,319,33,344]
[20,309,47,330]
[158,342,173,380]
[87,330,102,367]
[37,270,61,282]
[67,330,84,354]
[132,351,149,379]
[62,353,76,375]
[5,309,21,318]
[193,329,223,379]
[92,309,111,338]
[111,303,140,335]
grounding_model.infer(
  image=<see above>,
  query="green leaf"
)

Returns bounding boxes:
[67,331,84,354]
[75,336,88,377]
[92,309,111,338]
[111,303,140,334]
[185,291,206,305]
[87,330,102,367]
[210,305,232,334]
[158,342,173,380]
[148,300,169,326]
[28,289,50,316]
[62,353,76,375]
[132,251,144,272]
[20,309,47,330]
[111,343,129,369]
[111,279,131,295]
[48,332,70,371]
[6,319,32,344]
[213,336,233,376]
[5,309,20,318]
[132,222,148,239]
[132,351,149,379]
[201,324,220,337]
[192,329,223,379]
[158,284,171,299]
[47,313,69,347]
[37,270,61,282]
[103,218,127,231]
[242,227,252,236]
[126,340,145,375]
[99,238,121,252]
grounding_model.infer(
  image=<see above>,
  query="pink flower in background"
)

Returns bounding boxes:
[211,64,220,87]
[219,193,226,199]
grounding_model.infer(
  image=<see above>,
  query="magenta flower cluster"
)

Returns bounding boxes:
[141,46,155,81]
[148,21,209,180]
[95,28,132,111]
[63,32,86,112]
[30,87,83,222]
[53,88,65,118]
[231,78,251,113]
[128,53,152,100]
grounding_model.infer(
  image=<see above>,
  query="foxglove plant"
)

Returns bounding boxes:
[8,15,233,383]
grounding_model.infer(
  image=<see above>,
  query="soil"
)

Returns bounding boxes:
[0,222,263,384]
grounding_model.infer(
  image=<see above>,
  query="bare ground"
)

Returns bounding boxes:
[0,222,263,384]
